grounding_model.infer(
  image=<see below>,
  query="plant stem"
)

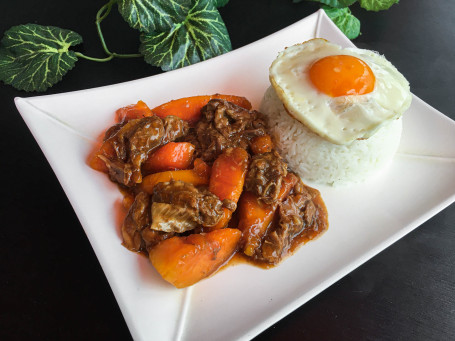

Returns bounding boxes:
[75,52,114,62]
[96,0,115,56]
[112,52,143,58]
[96,0,142,59]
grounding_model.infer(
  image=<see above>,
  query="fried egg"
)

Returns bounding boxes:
[269,38,412,145]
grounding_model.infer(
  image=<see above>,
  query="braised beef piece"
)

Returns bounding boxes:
[186,99,267,163]
[245,151,288,205]
[122,192,150,251]
[162,115,189,143]
[100,115,188,187]
[122,191,173,252]
[104,122,124,140]
[141,227,173,252]
[222,199,237,212]
[257,184,318,264]
[151,180,228,232]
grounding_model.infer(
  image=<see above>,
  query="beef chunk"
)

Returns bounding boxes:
[222,199,237,212]
[100,115,188,187]
[151,180,226,232]
[162,115,189,144]
[122,191,151,252]
[140,226,174,252]
[257,186,318,264]
[151,203,200,233]
[186,99,266,163]
[121,191,174,252]
[104,122,124,140]
[245,151,288,205]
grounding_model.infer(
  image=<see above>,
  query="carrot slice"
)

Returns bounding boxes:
[116,100,153,122]
[250,134,273,155]
[149,228,242,288]
[238,173,298,257]
[208,148,249,229]
[143,142,195,173]
[140,158,210,193]
[152,94,252,124]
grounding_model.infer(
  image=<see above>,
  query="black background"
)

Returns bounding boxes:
[1,1,454,340]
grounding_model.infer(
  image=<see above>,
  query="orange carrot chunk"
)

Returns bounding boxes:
[238,173,298,257]
[208,148,249,229]
[149,228,242,288]
[143,142,195,173]
[152,94,252,124]
[141,158,210,193]
[250,134,273,155]
[116,100,153,122]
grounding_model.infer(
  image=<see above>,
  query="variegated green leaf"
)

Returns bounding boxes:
[117,0,192,33]
[323,6,360,39]
[140,0,231,71]
[359,0,398,11]
[0,24,82,92]
[303,0,358,8]
[213,0,229,7]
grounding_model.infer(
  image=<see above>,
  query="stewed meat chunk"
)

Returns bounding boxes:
[245,151,288,205]
[122,191,151,252]
[141,226,175,252]
[187,99,267,163]
[100,115,188,187]
[162,115,190,144]
[151,180,227,232]
[122,191,175,252]
[257,185,320,264]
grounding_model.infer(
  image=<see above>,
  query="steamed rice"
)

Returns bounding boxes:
[260,86,402,186]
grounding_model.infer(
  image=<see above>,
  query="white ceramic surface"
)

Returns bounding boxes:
[14,10,455,341]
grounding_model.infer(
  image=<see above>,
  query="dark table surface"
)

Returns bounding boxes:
[1,1,454,340]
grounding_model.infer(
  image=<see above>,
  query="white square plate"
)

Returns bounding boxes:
[15,10,455,341]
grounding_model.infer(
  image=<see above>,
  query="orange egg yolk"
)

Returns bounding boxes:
[308,55,375,97]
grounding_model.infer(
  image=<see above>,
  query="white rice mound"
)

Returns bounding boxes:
[261,86,402,186]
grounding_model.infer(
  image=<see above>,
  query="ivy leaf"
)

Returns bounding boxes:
[304,0,358,8]
[140,0,231,71]
[323,5,360,39]
[359,0,398,11]
[0,24,82,92]
[212,0,229,7]
[117,0,192,33]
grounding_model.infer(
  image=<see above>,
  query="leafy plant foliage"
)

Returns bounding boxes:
[140,0,231,71]
[0,0,399,92]
[296,0,399,39]
[213,0,229,7]
[0,24,82,92]
[359,0,399,11]
[117,0,192,33]
[323,6,360,39]
[306,0,357,8]
[0,0,233,92]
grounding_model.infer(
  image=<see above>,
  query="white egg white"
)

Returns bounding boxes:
[269,38,412,145]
